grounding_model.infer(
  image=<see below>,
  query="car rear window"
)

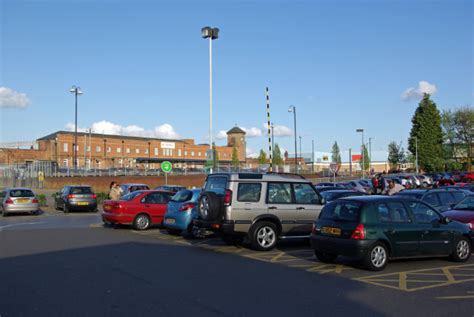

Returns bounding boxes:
[204,176,227,195]
[121,191,143,201]
[70,187,92,194]
[171,190,193,202]
[9,189,35,197]
[320,201,362,222]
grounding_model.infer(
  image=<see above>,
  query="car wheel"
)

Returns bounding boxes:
[54,201,59,210]
[450,237,471,262]
[249,221,278,251]
[133,214,150,231]
[315,251,338,263]
[64,204,69,213]
[2,211,7,217]
[198,192,222,221]
[364,242,388,271]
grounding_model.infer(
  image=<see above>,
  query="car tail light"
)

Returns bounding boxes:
[91,194,97,199]
[179,203,195,212]
[211,223,221,229]
[351,224,366,240]
[311,223,316,234]
[5,198,13,204]
[223,189,232,206]
[68,194,76,199]
[32,198,39,204]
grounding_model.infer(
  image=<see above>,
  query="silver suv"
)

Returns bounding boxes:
[194,173,324,251]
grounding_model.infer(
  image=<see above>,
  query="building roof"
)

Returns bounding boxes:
[36,131,182,143]
[227,127,246,135]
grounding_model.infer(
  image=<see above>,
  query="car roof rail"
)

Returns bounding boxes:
[265,172,307,179]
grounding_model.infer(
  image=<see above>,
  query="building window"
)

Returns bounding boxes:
[135,148,140,154]
[145,149,149,155]
[191,151,195,157]
[63,143,68,152]
[126,148,131,154]
[107,147,112,153]
[86,146,91,152]
[178,149,182,157]
[75,145,79,152]
[184,151,187,156]
[63,159,68,167]
[85,159,91,169]
[96,146,101,153]
[198,152,201,157]
[154,148,158,156]
[117,148,121,153]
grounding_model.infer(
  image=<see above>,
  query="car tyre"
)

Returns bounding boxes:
[364,242,388,271]
[450,237,471,262]
[133,214,151,231]
[249,221,278,251]
[198,192,222,221]
[64,204,69,213]
[315,251,338,263]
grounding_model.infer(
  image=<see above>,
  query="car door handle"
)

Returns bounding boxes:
[296,207,305,210]
[268,206,278,210]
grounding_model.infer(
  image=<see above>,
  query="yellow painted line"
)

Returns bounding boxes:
[437,295,474,300]
[399,272,408,291]
[89,223,103,228]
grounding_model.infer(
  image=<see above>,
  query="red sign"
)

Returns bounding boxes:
[352,154,362,162]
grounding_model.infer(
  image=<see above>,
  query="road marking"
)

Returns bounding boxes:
[354,264,474,292]
[0,222,45,231]
[437,292,474,300]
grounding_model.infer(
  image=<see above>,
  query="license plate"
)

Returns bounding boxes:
[165,218,176,224]
[321,227,341,236]
[77,202,89,206]
[104,205,111,211]
[16,199,30,204]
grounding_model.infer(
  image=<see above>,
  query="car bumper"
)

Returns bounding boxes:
[4,203,39,213]
[163,212,194,231]
[67,202,97,211]
[193,219,235,234]
[310,234,373,259]
[101,212,133,225]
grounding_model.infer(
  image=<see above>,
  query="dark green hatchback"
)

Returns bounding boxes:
[310,196,472,271]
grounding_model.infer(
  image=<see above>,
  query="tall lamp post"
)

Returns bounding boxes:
[356,129,365,178]
[70,86,83,172]
[368,137,373,175]
[201,26,219,173]
[288,105,298,173]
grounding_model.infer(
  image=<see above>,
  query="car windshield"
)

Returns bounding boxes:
[453,197,474,211]
[170,190,193,202]
[121,191,143,201]
[321,191,344,201]
[320,201,362,222]
[70,187,92,194]
[9,189,35,197]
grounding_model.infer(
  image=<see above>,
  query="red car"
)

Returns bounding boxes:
[102,190,174,230]
[443,196,474,231]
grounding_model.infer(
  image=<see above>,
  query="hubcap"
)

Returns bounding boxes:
[136,216,149,229]
[457,240,470,259]
[256,226,276,248]
[200,197,209,218]
[371,246,387,268]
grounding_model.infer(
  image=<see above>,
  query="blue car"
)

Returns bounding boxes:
[163,189,201,234]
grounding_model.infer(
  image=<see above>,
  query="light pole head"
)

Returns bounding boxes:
[211,27,219,39]
[288,105,294,113]
[201,26,212,38]
[70,86,76,93]
[356,129,364,133]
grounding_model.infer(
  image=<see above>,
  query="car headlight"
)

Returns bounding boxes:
[467,223,473,229]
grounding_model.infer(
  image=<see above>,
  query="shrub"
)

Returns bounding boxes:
[37,194,47,207]
[96,192,109,204]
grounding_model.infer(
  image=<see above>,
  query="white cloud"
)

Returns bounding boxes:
[216,130,227,140]
[246,148,259,159]
[66,121,180,139]
[262,123,292,137]
[401,81,437,101]
[242,127,262,138]
[0,87,31,108]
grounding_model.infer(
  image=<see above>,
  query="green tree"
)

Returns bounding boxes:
[387,141,406,170]
[204,143,219,170]
[273,144,283,166]
[258,149,267,165]
[408,94,444,172]
[231,145,239,167]
[359,144,370,171]
[331,141,341,164]
[453,107,474,171]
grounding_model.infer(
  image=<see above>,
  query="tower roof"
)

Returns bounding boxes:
[226,126,246,135]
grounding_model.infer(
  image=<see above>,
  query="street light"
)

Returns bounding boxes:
[70,86,83,172]
[288,105,298,173]
[356,128,365,178]
[201,26,219,173]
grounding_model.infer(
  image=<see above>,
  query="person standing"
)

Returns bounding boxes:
[383,180,405,196]
[108,181,122,200]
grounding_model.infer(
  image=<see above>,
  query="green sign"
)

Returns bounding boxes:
[161,161,172,173]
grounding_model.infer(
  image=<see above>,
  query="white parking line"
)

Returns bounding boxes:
[0,222,45,231]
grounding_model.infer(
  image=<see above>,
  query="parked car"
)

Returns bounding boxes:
[163,189,202,234]
[338,181,368,193]
[442,196,474,231]
[102,190,174,230]
[320,189,368,203]
[311,196,471,271]
[120,183,150,196]
[155,185,187,194]
[394,188,471,212]
[315,182,344,188]
[460,171,474,183]
[316,186,345,193]
[54,186,97,213]
[194,172,324,251]
[0,188,39,216]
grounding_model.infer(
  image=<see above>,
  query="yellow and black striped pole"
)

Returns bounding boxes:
[266,87,272,172]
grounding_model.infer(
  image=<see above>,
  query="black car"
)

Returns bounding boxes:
[319,189,368,203]
[394,188,471,212]
[311,196,471,271]
[54,186,97,213]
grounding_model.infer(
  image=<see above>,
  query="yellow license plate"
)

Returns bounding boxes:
[165,218,176,224]
[104,205,111,211]
[16,199,30,204]
[77,202,89,206]
[321,227,341,236]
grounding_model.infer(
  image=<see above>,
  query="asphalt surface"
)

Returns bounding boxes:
[0,210,473,317]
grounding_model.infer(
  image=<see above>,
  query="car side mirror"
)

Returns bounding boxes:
[320,197,326,205]
[443,217,451,224]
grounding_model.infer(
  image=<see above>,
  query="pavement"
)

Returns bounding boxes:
[0,210,473,317]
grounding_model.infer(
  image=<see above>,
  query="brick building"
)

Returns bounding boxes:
[0,127,247,169]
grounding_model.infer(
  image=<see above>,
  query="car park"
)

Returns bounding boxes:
[0,188,39,216]
[54,186,97,213]
[319,189,368,203]
[310,196,472,271]
[394,188,471,212]
[163,189,202,235]
[194,172,324,251]
[442,196,474,231]
[154,185,187,193]
[120,183,150,196]
[102,190,174,230]
[338,181,369,193]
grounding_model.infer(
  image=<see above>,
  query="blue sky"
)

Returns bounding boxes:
[0,0,472,161]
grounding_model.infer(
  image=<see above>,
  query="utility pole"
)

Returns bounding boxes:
[349,148,352,177]
[311,140,315,173]
[369,137,372,175]
[415,137,419,174]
